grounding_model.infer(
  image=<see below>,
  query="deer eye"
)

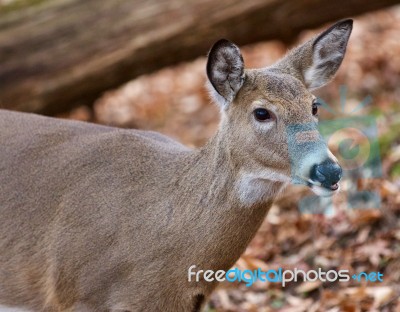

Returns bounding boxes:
[254,108,272,122]
[312,101,319,116]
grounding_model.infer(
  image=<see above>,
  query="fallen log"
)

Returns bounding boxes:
[1,0,399,115]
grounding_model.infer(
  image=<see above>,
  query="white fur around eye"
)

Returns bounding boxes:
[253,119,275,132]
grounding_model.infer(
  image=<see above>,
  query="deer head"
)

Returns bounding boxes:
[206,20,353,203]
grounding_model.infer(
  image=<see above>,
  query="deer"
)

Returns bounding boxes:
[0,19,352,312]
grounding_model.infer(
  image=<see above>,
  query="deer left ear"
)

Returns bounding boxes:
[272,19,353,90]
[207,39,245,109]
[304,19,353,89]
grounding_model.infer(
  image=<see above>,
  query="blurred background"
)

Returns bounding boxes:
[1,1,400,311]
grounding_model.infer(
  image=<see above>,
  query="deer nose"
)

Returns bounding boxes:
[310,159,342,190]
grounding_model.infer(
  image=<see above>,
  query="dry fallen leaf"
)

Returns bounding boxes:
[356,239,393,266]
[295,281,322,294]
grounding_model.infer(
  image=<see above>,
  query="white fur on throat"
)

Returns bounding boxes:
[235,169,291,206]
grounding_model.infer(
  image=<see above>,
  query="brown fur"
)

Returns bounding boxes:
[0,20,352,311]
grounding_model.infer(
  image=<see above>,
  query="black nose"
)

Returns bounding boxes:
[310,159,342,190]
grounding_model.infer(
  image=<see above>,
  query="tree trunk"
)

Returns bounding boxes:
[1,0,399,115]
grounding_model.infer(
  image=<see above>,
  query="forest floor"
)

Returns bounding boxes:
[62,6,400,312]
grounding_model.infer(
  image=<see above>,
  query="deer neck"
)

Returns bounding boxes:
[171,129,286,270]
[180,129,286,210]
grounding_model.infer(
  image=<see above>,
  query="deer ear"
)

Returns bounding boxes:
[305,19,353,89]
[272,19,353,90]
[207,39,245,109]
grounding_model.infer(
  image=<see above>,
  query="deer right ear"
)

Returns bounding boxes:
[206,39,245,109]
